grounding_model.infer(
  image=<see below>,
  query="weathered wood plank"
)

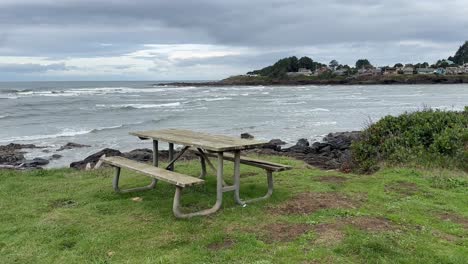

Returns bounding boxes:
[192,149,292,172]
[130,129,267,152]
[101,156,204,187]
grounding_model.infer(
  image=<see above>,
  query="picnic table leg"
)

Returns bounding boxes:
[168,143,174,171]
[112,165,157,193]
[233,150,275,205]
[173,152,224,218]
[199,156,207,179]
[149,140,159,186]
[233,150,245,206]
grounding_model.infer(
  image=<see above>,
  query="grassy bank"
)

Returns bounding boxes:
[1,155,467,263]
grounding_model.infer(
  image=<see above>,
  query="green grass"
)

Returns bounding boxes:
[0,156,467,263]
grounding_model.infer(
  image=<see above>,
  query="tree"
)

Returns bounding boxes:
[394,63,403,68]
[450,41,468,65]
[329,60,339,70]
[355,59,372,69]
[298,56,314,70]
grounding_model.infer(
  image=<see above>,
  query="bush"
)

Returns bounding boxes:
[351,108,468,173]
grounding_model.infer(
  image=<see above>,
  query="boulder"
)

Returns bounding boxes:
[241,133,254,139]
[0,152,25,165]
[0,143,38,152]
[70,148,122,169]
[57,142,91,152]
[21,158,49,168]
[262,139,287,151]
[124,148,153,162]
[296,138,310,147]
[49,154,62,160]
[323,131,361,150]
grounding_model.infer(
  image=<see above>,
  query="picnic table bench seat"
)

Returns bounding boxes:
[192,149,292,172]
[191,148,292,204]
[101,156,204,189]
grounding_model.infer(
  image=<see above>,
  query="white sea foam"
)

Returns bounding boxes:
[202,97,232,102]
[96,102,181,109]
[310,108,330,112]
[14,86,198,98]
[0,129,92,142]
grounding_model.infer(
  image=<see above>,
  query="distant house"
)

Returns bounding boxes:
[463,63,468,74]
[357,68,372,76]
[246,73,259,77]
[384,67,399,75]
[287,68,313,77]
[314,67,331,76]
[333,69,347,76]
[446,67,462,75]
[416,68,434,75]
[402,67,414,75]
[435,68,446,75]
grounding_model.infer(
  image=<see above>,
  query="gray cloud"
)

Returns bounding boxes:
[0,0,467,80]
[0,62,72,73]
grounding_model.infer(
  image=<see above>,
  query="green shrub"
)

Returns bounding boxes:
[351,108,468,173]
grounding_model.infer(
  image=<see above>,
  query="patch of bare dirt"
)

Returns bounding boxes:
[271,192,365,215]
[345,217,395,232]
[432,231,460,242]
[385,181,420,196]
[49,199,78,208]
[438,212,468,229]
[207,238,235,251]
[257,223,312,243]
[315,175,348,184]
[313,223,345,246]
[311,216,395,246]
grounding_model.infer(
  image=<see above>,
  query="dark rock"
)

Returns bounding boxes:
[241,133,254,139]
[262,139,287,151]
[323,131,361,150]
[321,145,332,154]
[50,154,62,160]
[0,143,39,152]
[124,148,153,162]
[70,148,122,169]
[296,138,310,147]
[57,142,91,152]
[0,152,25,164]
[22,158,49,167]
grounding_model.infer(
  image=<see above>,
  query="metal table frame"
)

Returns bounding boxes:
[130,129,267,218]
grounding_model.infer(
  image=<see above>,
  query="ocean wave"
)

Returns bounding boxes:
[0,129,92,142]
[277,101,307,105]
[197,97,232,102]
[310,108,330,112]
[0,95,18,99]
[0,115,8,119]
[312,121,337,126]
[96,102,181,109]
[13,86,198,98]
[0,116,174,142]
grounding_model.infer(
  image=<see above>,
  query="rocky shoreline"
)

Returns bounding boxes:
[157,74,468,87]
[0,131,361,171]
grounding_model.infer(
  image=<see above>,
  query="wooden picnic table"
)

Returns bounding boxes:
[101,128,291,218]
[130,129,269,217]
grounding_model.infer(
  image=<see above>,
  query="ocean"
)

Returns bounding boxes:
[1,81,467,168]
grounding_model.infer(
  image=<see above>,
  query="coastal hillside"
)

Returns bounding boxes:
[216,41,468,86]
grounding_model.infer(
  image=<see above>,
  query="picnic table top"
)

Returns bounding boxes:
[130,128,267,152]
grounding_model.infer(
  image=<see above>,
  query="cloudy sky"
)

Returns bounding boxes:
[0,0,467,81]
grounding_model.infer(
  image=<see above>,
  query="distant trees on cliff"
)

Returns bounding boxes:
[448,41,468,65]
[247,56,325,77]
[355,59,372,69]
